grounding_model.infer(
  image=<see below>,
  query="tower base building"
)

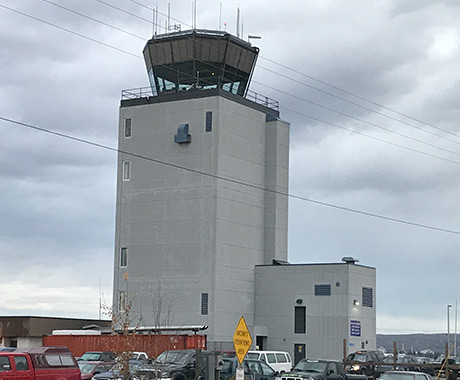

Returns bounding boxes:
[112,29,376,360]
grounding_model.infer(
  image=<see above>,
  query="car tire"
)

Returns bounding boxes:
[172,373,187,380]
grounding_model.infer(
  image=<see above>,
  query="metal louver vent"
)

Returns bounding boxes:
[314,284,331,296]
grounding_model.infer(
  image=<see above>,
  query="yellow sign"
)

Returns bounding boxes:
[233,316,253,365]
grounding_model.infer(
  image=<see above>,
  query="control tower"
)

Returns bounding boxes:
[113,29,289,349]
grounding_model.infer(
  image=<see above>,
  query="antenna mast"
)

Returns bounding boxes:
[192,0,197,30]
[236,7,240,38]
[219,2,222,31]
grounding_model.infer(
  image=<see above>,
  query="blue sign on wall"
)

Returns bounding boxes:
[350,320,361,337]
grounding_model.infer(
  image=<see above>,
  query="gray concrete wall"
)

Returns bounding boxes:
[113,94,289,348]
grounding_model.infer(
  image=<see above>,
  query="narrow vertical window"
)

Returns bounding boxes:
[118,291,126,311]
[124,118,132,137]
[122,160,131,181]
[201,293,209,315]
[205,111,212,132]
[294,306,306,334]
[120,247,127,267]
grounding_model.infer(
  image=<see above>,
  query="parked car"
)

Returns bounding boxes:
[221,357,277,380]
[346,350,386,377]
[374,355,420,378]
[131,352,149,362]
[153,349,220,380]
[0,346,81,380]
[378,371,432,380]
[282,358,349,380]
[247,351,292,373]
[91,361,143,380]
[78,351,116,363]
[78,360,112,380]
[0,348,15,352]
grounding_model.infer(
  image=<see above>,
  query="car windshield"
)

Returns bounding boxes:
[247,353,260,360]
[155,352,190,365]
[294,361,328,372]
[80,353,102,361]
[348,353,367,363]
[78,363,96,374]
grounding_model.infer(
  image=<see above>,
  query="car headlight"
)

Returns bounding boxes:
[352,365,361,371]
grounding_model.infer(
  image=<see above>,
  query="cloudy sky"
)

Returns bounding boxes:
[0,0,459,335]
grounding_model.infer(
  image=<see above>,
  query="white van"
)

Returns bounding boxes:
[247,351,292,373]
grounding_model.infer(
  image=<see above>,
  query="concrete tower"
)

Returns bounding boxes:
[113,30,289,349]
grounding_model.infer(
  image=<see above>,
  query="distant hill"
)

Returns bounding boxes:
[377,334,452,355]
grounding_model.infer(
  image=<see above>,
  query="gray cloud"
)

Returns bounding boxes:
[0,0,459,333]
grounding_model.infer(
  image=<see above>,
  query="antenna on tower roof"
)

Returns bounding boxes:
[167,2,170,31]
[192,0,197,30]
[219,2,222,31]
[236,7,240,38]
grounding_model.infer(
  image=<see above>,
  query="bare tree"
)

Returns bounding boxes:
[103,276,141,380]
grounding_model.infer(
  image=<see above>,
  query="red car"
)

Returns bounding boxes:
[0,346,81,380]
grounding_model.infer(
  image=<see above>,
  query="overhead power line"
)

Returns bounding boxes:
[1,115,460,236]
[4,1,459,168]
[42,0,460,159]
[259,56,460,140]
[103,0,460,143]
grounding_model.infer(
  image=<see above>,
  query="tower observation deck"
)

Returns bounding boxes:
[144,29,258,96]
[122,29,278,113]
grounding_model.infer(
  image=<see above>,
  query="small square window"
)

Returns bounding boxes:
[122,160,131,181]
[120,247,127,267]
[124,118,132,138]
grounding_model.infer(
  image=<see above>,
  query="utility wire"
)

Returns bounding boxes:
[37,0,460,152]
[259,56,460,140]
[1,115,460,236]
[1,3,459,167]
[40,0,146,41]
[0,4,141,59]
[116,0,460,142]
[257,64,460,145]
[281,107,460,167]
[253,79,460,158]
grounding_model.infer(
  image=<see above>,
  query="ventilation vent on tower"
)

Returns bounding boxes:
[174,124,191,144]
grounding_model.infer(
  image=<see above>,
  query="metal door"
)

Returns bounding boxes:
[294,344,305,365]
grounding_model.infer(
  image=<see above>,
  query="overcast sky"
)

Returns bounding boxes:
[0,0,459,336]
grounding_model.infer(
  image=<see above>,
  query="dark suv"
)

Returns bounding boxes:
[154,349,217,380]
[346,351,385,378]
[282,359,347,380]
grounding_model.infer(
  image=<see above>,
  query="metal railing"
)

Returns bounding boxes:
[121,86,279,113]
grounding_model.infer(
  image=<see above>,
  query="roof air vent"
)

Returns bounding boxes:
[341,257,359,264]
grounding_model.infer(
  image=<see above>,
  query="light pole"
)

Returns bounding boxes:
[455,301,458,357]
[448,304,452,357]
